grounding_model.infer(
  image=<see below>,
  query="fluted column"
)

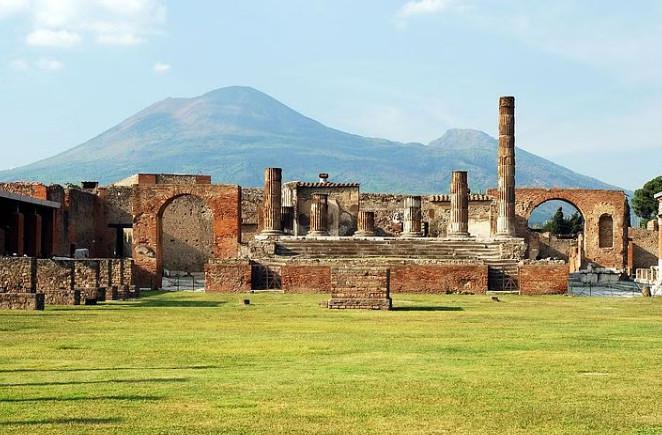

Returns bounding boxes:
[496,96,516,237]
[308,193,329,237]
[355,211,376,237]
[402,196,422,237]
[261,167,282,236]
[448,171,469,237]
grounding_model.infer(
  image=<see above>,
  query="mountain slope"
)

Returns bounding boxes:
[0,86,620,194]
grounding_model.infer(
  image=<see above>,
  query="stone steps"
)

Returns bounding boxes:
[275,239,505,261]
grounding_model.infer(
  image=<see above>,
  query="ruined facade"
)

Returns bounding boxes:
[1,96,656,309]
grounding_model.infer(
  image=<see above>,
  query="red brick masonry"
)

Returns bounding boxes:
[390,264,488,294]
[205,260,252,293]
[518,263,568,295]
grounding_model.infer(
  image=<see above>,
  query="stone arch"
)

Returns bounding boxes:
[507,188,628,270]
[132,183,241,289]
[525,199,583,267]
[158,193,213,274]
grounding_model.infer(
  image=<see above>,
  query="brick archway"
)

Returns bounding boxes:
[514,188,627,270]
[133,184,241,289]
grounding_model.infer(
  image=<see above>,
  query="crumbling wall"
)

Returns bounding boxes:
[281,265,331,293]
[505,188,628,270]
[628,227,659,272]
[66,188,98,256]
[294,184,359,236]
[518,262,569,295]
[0,293,44,310]
[37,259,74,291]
[390,264,487,294]
[0,257,36,292]
[359,193,493,237]
[133,183,241,289]
[205,259,252,292]
[528,232,578,261]
[0,182,48,200]
[241,188,262,242]
[161,194,214,272]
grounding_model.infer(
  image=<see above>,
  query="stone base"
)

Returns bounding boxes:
[400,232,423,238]
[327,297,392,310]
[106,286,119,300]
[329,266,392,310]
[118,285,131,300]
[255,231,283,241]
[354,231,376,237]
[446,233,471,239]
[307,231,329,237]
[0,292,45,310]
[44,290,80,306]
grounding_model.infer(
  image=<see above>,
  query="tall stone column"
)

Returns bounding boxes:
[308,193,329,237]
[355,211,376,237]
[496,96,516,237]
[448,171,470,237]
[261,167,282,236]
[402,196,422,237]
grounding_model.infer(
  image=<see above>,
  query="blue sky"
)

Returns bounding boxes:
[1,0,661,190]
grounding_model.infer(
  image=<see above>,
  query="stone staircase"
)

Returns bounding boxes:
[274,238,505,261]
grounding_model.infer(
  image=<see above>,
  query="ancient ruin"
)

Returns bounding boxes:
[0,96,658,310]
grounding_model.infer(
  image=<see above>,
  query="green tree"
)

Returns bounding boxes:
[632,176,662,222]
[541,207,582,235]
[568,212,583,235]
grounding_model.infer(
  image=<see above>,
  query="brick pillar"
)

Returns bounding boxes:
[309,193,329,237]
[355,211,376,237]
[496,96,516,237]
[448,171,470,237]
[261,167,282,236]
[402,196,422,237]
[9,210,25,256]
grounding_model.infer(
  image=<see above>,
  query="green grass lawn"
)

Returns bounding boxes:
[0,292,661,434]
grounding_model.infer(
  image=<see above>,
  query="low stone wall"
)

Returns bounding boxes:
[36,259,74,291]
[0,292,44,310]
[390,264,488,294]
[0,257,36,293]
[205,260,252,292]
[328,266,391,310]
[281,265,331,293]
[519,263,569,295]
[44,290,80,305]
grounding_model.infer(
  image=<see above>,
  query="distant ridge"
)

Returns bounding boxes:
[0,86,621,194]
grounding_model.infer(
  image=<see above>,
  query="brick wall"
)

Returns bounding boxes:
[328,266,391,310]
[205,260,252,292]
[628,228,658,272]
[519,263,569,295]
[390,264,487,294]
[0,257,36,293]
[133,183,241,289]
[281,265,331,293]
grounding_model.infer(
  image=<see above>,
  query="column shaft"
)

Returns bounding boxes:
[402,196,422,237]
[497,96,516,236]
[309,194,329,236]
[261,168,282,236]
[448,171,470,237]
[355,211,376,237]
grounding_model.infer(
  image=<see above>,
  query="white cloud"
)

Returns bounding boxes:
[2,0,166,47]
[398,0,454,18]
[0,0,28,18]
[35,57,63,70]
[153,62,170,74]
[26,28,81,47]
